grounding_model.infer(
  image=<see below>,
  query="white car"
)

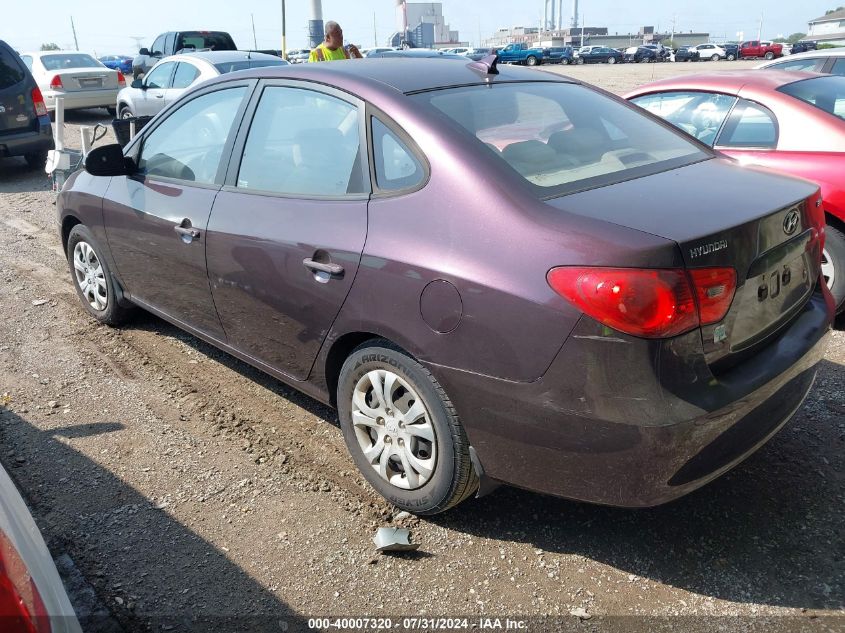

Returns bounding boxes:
[689,43,727,61]
[286,49,311,64]
[116,50,287,119]
[755,48,845,75]
[19,50,124,115]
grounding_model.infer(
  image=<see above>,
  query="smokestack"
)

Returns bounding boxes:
[571,0,579,29]
[550,0,555,32]
[558,0,563,29]
[308,0,324,49]
[543,0,548,31]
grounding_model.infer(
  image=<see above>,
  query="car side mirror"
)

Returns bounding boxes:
[85,144,132,177]
[139,48,150,56]
[131,78,144,89]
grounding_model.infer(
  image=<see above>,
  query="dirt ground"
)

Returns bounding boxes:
[0,59,843,632]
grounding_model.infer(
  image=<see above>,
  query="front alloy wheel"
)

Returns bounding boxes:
[73,241,108,312]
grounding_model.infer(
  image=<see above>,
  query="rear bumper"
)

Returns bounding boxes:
[0,118,54,158]
[428,289,833,507]
[43,88,118,111]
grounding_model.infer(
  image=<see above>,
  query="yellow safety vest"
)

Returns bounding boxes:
[309,44,349,62]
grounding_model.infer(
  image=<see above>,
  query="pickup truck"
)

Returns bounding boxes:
[739,40,783,60]
[132,31,237,77]
[495,43,545,66]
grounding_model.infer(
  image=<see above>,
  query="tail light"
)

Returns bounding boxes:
[548,266,737,339]
[0,531,51,633]
[117,71,126,88]
[30,88,47,118]
[49,75,62,90]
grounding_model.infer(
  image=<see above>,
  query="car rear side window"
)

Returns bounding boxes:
[832,58,845,77]
[371,118,424,192]
[236,86,364,197]
[769,57,824,72]
[138,86,246,184]
[715,99,778,149]
[778,75,845,121]
[0,47,25,89]
[630,91,736,146]
[171,62,200,89]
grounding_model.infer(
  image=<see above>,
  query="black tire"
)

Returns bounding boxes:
[337,340,478,515]
[560,58,569,65]
[764,51,775,60]
[526,55,538,66]
[118,105,133,119]
[106,106,116,117]
[727,53,736,61]
[607,56,616,64]
[576,57,584,65]
[823,224,845,314]
[66,225,133,326]
[711,54,720,62]
[23,150,48,170]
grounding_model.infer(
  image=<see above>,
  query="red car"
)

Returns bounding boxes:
[626,70,845,312]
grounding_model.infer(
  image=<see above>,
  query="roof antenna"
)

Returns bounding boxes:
[468,52,499,77]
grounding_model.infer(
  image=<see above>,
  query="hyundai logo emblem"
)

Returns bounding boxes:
[783,210,800,236]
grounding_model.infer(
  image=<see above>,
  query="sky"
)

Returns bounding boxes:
[1,0,839,54]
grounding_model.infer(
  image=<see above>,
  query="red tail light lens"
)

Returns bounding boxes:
[117,71,126,88]
[688,267,737,324]
[548,267,699,338]
[30,88,47,118]
[49,75,62,90]
[548,266,737,339]
[0,531,51,633]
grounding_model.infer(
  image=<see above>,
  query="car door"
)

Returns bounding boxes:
[135,61,175,116]
[204,81,370,380]
[165,61,201,107]
[102,81,252,339]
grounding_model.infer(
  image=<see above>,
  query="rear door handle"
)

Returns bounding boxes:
[174,220,200,243]
[303,258,344,276]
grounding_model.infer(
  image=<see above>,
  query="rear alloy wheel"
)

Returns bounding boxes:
[764,51,775,60]
[526,55,538,66]
[711,54,720,61]
[727,53,736,61]
[560,58,569,65]
[338,341,478,514]
[607,56,616,64]
[822,225,845,313]
[67,225,133,326]
[576,57,585,64]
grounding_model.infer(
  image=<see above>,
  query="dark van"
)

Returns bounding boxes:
[0,40,53,168]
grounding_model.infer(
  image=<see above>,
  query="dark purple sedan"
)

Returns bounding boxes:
[58,59,834,514]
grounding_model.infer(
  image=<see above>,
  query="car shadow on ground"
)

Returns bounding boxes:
[0,410,310,633]
[118,313,843,611]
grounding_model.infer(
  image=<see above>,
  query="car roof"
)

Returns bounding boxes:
[624,69,824,98]
[212,58,569,95]
[180,50,283,63]
[756,48,845,68]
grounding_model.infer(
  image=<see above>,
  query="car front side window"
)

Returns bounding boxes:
[236,86,364,197]
[144,63,175,89]
[138,86,246,184]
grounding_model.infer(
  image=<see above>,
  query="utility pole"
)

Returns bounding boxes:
[670,14,676,46]
[251,14,258,49]
[70,16,79,51]
[757,12,763,41]
[281,0,287,60]
[373,12,377,47]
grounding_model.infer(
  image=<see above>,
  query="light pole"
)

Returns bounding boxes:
[281,0,287,60]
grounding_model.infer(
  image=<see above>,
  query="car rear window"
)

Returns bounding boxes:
[213,59,286,73]
[0,46,26,89]
[413,82,708,197]
[778,75,845,120]
[41,53,101,70]
[179,32,236,52]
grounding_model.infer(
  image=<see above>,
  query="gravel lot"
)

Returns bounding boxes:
[0,60,843,632]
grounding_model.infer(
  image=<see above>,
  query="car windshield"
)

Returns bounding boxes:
[778,76,845,120]
[40,53,101,70]
[214,59,287,73]
[414,82,708,197]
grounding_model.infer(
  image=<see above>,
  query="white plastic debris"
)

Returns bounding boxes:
[373,527,419,553]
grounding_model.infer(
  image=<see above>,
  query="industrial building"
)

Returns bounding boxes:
[388,2,466,49]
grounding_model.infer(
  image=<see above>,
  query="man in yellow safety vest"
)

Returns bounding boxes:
[309,21,363,62]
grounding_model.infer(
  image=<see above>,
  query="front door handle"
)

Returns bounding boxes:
[303,258,344,276]
[174,220,200,243]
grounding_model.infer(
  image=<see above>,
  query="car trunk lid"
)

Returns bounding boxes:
[545,158,824,364]
[51,68,118,92]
